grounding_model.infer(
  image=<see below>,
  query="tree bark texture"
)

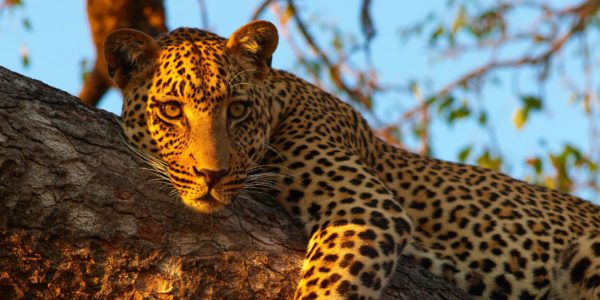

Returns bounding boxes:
[0,66,470,299]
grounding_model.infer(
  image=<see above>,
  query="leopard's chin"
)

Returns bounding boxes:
[181,190,229,213]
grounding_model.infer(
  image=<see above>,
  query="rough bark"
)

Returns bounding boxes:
[0,66,470,299]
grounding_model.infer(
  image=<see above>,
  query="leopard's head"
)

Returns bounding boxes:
[104,21,279,212]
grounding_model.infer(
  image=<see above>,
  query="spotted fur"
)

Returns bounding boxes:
[104,21,600,299]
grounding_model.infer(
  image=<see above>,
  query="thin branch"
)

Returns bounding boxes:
[269,3,322,87]
[251,0,276,20]
[558,0,600,16]
[286,0,372,108]
[198,0,209,29]
[437,0,600,96]
[438,20,583,95]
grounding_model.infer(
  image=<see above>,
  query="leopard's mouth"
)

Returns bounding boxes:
[195,187,230,205]
[194,194,218,204]
[179,188,229,213]
[176,173,243,213]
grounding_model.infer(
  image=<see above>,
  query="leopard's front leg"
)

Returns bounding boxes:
[277,153,413,299]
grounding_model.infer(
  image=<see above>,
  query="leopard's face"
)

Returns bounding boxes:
[106,23,278,212]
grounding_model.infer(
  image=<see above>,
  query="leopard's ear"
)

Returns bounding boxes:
[226,20,278,80]
[104,29,159,89]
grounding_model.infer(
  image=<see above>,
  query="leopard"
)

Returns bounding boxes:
[103,20,600,299]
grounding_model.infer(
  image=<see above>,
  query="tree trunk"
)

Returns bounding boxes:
[0,66,470,299]
[79,0,167,106]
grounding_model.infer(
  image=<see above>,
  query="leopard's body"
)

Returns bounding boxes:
[104,21,600,299]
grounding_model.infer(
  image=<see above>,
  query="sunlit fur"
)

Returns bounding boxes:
[115,28,276,213]
[107,22,600,300]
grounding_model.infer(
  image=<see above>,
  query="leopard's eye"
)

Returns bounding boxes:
[227,101,249,119]
[159,101,183,120]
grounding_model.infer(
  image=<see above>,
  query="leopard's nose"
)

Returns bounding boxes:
[192,167,227,189]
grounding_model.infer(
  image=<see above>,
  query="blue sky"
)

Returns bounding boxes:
[0,1,596,201]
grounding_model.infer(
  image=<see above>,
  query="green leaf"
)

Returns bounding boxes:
[20,45,29,68]
[451,5,466,33]
[476,150,502,171]
[80,58,91,81]
[549,153,572,192]
[22,17,31,31]
[564,144,582,162]
[5,0,24,7]
[583,94,592,114]
[411,123,426,140]
[437,96,454,113]
[526,157,543,175]
[430,26,444,42]
[521,96,542,111]
[543,176,555,190]
[512,108,528,130]
[425,96,437,106]
[332,33,343,51]
[281,4,294,26]
[410,82,422,99]
[447,105,470,123]
[303,59,321,78]
[478,112,487,125]
[513,96,542,130]
[458,146,471,162]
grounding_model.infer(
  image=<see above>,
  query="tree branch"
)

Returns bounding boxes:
[437,0,600,96]
[285,0,373,108]
[251,0,276,20]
